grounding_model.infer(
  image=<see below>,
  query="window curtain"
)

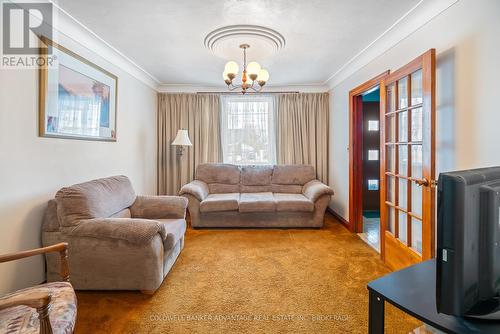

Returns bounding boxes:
[157,93,221,195]
[276,93,329,183]
[220,95,276,165]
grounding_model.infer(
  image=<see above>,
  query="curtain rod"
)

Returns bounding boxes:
[196,91,300,95]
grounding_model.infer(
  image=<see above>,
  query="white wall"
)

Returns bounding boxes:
[0,10,157,294]
[328,0,500,220]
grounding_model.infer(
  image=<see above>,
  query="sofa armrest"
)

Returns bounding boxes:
[302,180,334,202]
[179,180,209,202]
[67,218,166,245]
[130,195,187,219]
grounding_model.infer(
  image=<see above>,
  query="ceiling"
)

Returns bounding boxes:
[56,0,421,87]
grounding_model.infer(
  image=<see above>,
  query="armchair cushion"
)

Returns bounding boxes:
[67,218,166,245]
[302,180,334,202]
[130,195,188,219]
[179,180,209,202]
[0,282,76,334]
[156,219,187,250]
[55,175,136,227]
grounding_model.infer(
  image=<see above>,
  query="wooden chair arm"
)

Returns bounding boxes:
[0,242,70,282]
[0,291,51,311]
[0,291,54,334]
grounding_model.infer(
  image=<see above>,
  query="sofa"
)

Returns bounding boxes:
[42,175,188,294]
[179,164,334,228]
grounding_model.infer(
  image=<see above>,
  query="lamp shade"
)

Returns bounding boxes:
[171,129,192,146]
[246,61,261,76]
[257,69,269,82]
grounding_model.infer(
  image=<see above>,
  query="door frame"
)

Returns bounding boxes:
[348,71,389,233]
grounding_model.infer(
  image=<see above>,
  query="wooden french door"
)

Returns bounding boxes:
[380,49,436,271]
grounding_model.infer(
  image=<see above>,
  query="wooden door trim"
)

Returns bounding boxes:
[349,71,390,233]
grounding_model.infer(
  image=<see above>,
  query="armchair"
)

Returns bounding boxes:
[0,242,76,334]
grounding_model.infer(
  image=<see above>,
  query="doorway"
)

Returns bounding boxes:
[349,71,389,250]
[359,87,381,251]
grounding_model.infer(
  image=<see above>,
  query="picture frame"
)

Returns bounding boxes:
[39,36,118,141]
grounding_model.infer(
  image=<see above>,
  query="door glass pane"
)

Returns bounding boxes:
[398,111,408,142]
[386,115,395,143]
[387,146,395,172]
[387,176,395,204]
[398,145,408,176]
[398,211,407,242]
[411,107,423,142]
[411,145,423,179]
[398,77,408,109]
[411,182,422,217]
[411,217,422,254]
[387,206,395,234]
[411,70,423,105]
[399,178,407,210]
[387,83,396,113]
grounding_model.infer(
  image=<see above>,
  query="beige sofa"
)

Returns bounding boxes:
[180,164,334,228]
[42,175,187,293]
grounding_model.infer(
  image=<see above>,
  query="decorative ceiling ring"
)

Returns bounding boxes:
[204,25,286,52]
[208,32,282,51]
[206,30,284,50]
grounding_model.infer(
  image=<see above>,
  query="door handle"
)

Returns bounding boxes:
[415,178,438,188]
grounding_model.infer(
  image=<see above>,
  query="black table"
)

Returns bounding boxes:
[367,259,500,333]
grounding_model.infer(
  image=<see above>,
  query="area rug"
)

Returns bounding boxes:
[75,214,420,333]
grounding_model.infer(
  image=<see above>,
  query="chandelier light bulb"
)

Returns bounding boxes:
[224,61,239,75]
[246,61,261,76]
[257,68,269,82]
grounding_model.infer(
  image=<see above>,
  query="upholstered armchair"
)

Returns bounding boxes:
[0,242,77,334]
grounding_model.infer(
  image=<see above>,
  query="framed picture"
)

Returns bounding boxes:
[39,37,118,141]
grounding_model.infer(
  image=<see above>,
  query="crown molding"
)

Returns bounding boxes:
[157,83,329,93]
[36,0,457,93]
[324,0,459,90]
[48,1,161,90]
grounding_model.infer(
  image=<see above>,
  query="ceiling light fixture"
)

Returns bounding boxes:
[222,44,269,94]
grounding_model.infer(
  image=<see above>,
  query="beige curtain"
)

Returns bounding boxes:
[158,93,221,195]
[276,93,329,183]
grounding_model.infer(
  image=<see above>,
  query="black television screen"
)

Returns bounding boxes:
[436,167,500,319]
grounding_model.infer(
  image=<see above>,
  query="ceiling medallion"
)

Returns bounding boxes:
[222,43,269,94]
[204,25,286,53]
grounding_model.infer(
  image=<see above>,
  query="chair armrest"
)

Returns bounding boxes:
[302,180,334,202]
[67,218,166,245]
[130,195,188,219]
[0,243,69,281]
[179,180,209,202]
[0,291,51,312]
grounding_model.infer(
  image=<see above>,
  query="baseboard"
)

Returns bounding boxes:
[326,207,350,231]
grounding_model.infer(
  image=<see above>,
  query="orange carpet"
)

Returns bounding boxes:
[75,214,420,333]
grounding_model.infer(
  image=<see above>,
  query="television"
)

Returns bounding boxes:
[437,166,500,319]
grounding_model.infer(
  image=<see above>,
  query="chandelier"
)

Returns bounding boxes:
[222,44,270,94]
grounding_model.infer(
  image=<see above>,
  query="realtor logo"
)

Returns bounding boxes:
[1,1,55,68]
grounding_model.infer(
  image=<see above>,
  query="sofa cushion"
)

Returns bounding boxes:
[240,185,272,193]
[196,164,240,184]
[200,193,240,213]
[239,192,275,213]
[208,183,240,194]
[241,165,273,185]
[156,218,186,250]
[271,184,303,194]
[55,175,136,227]
[272,165,316,185]
[274,193,314,212]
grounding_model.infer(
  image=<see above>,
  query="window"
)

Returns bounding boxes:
[368,120,379,131]
[368,179,379,191]
[368,149,379,161]
[220,95,276,165]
